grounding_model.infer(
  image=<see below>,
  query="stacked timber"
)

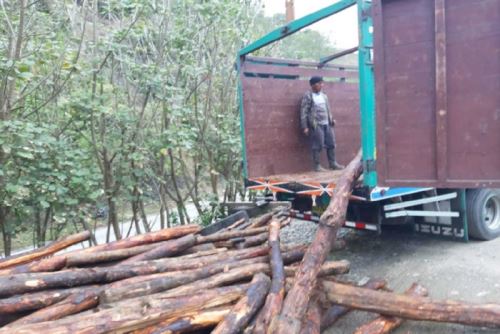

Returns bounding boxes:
[2,152,500,333]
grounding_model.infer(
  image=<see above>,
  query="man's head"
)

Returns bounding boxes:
[309,76,323,93]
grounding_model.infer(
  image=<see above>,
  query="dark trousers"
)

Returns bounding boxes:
[310,124,336,151]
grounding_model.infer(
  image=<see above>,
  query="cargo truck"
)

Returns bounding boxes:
[235,0,500,241]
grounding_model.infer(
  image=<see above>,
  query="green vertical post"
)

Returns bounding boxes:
[357,0,377,187]
[236,56,248,178]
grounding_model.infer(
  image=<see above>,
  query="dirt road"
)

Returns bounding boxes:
[325,226,500,333]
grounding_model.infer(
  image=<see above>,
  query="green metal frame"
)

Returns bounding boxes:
[238,0,356,57]
[357,0,377,188]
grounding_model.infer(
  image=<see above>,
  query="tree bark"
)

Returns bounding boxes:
[253,220,285,333]
[300,294,321,334]
[248,212,273,229]
[234,232,269,249]
[195,226,268,244]
[212,273,271,334]
[100,260,256,303]
[1,285,249,334]
[65,244,157,267]
[320,278,387,331]
[6,289,100,326]
[131,306,231,334]
[322,280,500,328]
[0,286,99,315]
[0,245,270,297]
[0,231,90,270]
[0,225,200,275]
[353,283,429,334]
[273,150,362,334]
[120,234,196,263]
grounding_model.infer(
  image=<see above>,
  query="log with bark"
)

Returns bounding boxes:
[195,226,268,244]
[321,280,500,328]
[2,285,250,334]
[120,234,197,263]
[5,289,100,326]
[252,219,285,333]
[212,273,271,334]
[273,150,363,334]
[353,283,428,334]
[0,245,271,297]
[0,225,200,275]
[100,256,270,303]
[0,231,90,270]
[132,306,231,334]
[300,294,322,334]
[0,285,100,315]
[320,278,387,330]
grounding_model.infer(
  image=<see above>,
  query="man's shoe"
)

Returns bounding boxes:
[329,162,345,170]
[314,164,328,172]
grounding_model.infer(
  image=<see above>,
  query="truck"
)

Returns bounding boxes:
[235,0,500,241]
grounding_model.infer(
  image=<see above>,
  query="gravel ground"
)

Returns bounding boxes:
[279,219,500,334]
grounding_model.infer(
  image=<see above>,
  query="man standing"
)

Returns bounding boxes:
[300,76,344,172]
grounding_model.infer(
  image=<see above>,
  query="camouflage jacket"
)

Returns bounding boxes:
[300,90,333,130]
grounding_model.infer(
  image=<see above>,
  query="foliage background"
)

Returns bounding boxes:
[0,0,352,255]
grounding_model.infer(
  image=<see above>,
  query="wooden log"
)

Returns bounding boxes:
[131,306,231,334]
[0,286,98,315]
[224,218,247,231]
[284,260,350,277]
[321,280,500,328]
[0,245,270,297]
[179,243,217,255]
[212,273,271,334]
[300,294,321,334]
[149,263,271,300]
[353,283,429,334]
[65,244,157,267]
[5,289,100,326]
[2,285,249,334]
[253,219,285,333]
[320,278,387,331]
[0,232,90,270]
[100,254,275,304]
[176,247,227,259]
[120,234,197,263]
[273,150,362,334]
[235,232,269,249]
[248,213,273,229]
[0,225,201,275]
[195,226,268,244]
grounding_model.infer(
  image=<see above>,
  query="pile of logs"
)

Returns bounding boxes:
[1,150,500,333]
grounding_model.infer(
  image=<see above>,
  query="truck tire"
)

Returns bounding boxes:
[467,189,500,240]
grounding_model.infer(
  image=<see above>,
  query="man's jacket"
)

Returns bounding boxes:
[300,90,334,130]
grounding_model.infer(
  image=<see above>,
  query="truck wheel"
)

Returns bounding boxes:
[467,189,500,240]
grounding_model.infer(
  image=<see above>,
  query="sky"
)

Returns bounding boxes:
[261,0,359,49]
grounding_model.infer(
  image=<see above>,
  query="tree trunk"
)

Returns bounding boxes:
[6,290,100,326]
[195,226,268,244]
[120,234,196,263]
[1,285,249,334]
[253,220,285,333]
[273,150,362,334]
[300,294,321,334]
[320,278,387,331]
[234,232,269,249]
[0,245,270,297]
[65,243,157,267]
[131,306,230,334]
[0,231,90,270]
[353,283,429,334]
[212,273,271,334]
[0,286,99,315]
[322,280,500,328]
[101,256,270,303]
